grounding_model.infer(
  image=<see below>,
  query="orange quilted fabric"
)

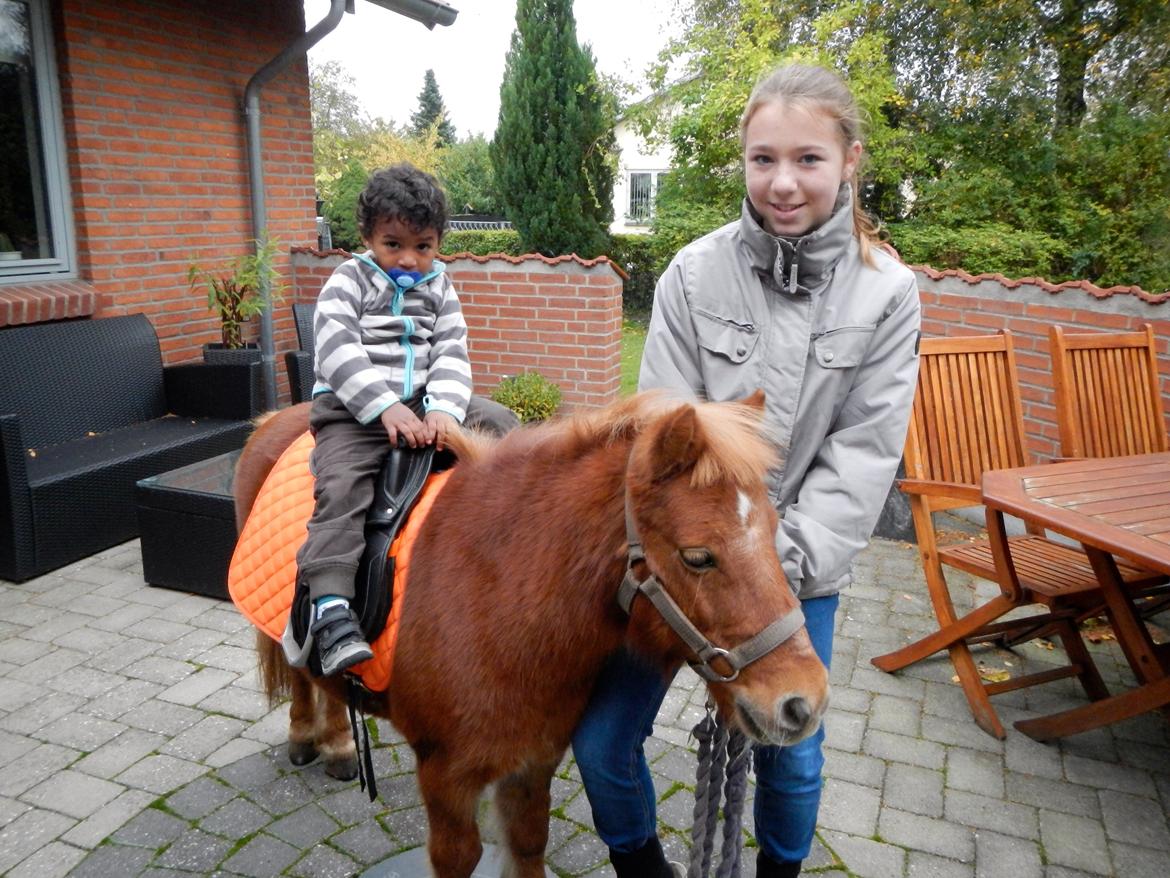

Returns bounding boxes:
[228,431,452,691]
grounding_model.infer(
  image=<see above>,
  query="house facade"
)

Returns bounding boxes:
[609,113,673,236]
[0,0,315,373]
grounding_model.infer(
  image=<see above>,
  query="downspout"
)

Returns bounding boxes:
[244,0,348,410]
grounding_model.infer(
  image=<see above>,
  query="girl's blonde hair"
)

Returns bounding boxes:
[740,64,881,265]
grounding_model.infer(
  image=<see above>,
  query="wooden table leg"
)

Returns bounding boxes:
[1084,547,1168,682]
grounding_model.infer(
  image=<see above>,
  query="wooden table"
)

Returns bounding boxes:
[982,452,1170,740]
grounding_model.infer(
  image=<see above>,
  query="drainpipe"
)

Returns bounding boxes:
[244,0,348,411]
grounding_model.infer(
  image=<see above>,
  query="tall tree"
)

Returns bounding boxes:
[410,69,457,147]
[491,0,616,258]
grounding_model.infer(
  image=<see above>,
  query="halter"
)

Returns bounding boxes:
[616,492,805,683]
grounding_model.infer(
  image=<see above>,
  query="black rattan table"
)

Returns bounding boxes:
[136,450,241,599]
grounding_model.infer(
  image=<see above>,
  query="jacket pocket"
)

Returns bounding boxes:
[693,308,759,364]
[812,325,875,369]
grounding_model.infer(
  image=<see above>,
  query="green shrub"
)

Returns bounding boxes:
[886,221,1069,280]
[606,233,659,316]
[441,229,524,257]
[491,372,563,422]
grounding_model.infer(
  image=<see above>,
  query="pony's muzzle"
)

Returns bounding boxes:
[734,687,829,746]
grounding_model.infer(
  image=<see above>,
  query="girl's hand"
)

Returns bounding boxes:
[381,403,425,447]
[424,410,458,450]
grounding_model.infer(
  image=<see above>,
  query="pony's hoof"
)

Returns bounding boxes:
[325,754,359,781]
[288,741,319,766]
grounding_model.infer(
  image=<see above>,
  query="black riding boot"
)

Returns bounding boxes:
[610,837,676,878]
[757,850,802,878]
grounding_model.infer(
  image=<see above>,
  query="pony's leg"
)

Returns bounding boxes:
[495,759,558,878]
[286,671,319,767]
[418,756,483,878]
[315,689,358,780]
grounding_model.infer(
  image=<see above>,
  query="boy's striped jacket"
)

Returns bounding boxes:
[311,254,472,425]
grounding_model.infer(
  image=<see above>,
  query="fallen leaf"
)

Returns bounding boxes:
[977,664,1011,684]
[1033,639,1056,651]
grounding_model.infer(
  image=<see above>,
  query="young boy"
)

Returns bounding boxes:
[295,163,518,676]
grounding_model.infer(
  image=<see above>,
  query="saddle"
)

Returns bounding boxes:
[229,434,454,691]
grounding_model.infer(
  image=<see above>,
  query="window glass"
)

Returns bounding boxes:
[0,0,72,278]
[628,172,653,223]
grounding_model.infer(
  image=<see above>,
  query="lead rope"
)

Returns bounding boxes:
[346,678,378,802]
[688,705,752,878]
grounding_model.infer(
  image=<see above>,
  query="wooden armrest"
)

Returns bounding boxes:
[897,478,982,504]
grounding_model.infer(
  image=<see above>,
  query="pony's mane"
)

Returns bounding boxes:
[446,392,777,488]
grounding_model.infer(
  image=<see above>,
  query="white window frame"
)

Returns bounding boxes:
[625,170,668,225]
[0,0,76,283]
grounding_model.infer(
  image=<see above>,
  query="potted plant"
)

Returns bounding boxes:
[188,235,284,364]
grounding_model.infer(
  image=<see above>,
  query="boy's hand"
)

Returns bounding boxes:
[424,410,458,451]
[380,403,425,447]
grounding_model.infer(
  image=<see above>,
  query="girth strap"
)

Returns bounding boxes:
[618,494,805,683]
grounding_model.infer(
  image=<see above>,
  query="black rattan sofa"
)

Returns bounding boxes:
[284,302,315,404]
[0,314,261,582]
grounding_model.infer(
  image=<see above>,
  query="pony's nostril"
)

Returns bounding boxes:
[779,695,811,730]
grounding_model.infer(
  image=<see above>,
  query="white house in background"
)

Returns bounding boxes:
[610,112,674,235]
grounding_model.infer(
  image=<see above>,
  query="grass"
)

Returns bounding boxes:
[621,314,648,395]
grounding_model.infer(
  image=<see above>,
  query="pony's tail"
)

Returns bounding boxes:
[256,630,295,706]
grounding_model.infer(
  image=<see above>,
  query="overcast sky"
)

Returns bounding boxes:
[303,0,680,139]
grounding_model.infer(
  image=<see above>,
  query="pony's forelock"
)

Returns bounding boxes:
[690,400,777,489]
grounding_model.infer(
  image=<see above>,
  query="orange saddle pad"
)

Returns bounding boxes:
[228,431,451,691]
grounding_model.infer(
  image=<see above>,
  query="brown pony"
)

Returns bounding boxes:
[237,392,829,878]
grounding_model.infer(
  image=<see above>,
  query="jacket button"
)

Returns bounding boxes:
[736,347,747,357]
[824,351,835,362]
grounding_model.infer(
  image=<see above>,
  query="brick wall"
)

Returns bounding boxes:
[0,0,314,376]
[290,250,624,411]
[914,266,1170,462]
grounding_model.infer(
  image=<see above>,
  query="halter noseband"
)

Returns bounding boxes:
[617,493,805,683]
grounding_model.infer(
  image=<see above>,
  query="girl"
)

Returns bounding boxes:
[571,64,921,877]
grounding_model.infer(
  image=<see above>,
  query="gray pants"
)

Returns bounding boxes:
[295,392,519,601]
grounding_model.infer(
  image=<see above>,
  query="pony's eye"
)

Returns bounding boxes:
[679,548,715,571]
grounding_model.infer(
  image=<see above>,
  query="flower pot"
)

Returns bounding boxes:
[202,343,262,366]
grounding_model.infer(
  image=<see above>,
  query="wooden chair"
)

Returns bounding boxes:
[1049,323,1170,617]
[870,331,1162,739]
[1049,323,1168,459]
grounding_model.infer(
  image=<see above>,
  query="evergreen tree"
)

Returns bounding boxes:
[491,0,616,258]
[410,69,457,147]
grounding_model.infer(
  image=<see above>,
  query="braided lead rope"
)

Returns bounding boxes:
[714,728,750,878]
[688,710,717,878]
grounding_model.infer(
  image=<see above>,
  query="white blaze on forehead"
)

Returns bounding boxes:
[737,490,753,526]
[735,489,766,553]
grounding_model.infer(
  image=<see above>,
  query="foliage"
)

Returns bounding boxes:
[440,229,524,257]
[887,221,1069,279]
[410,69,457,147]
[188,236,284,349]
[323,159,369,252]
[436,136,504,215]
[492,0,617,258]
[606,234,659,314]
[491,372,563,422]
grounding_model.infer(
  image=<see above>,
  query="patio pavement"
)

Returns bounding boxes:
[2,529,1169,878]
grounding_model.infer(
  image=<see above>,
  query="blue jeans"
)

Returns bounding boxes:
[571,593,838,863]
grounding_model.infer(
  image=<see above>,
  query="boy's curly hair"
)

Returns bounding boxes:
[357,163,448,240]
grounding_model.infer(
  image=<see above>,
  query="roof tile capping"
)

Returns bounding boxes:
[290,246,629,280]
[908,262,1170,305]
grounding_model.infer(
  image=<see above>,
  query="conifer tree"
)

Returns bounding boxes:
[491,0,615,257]
[409,69,457,147]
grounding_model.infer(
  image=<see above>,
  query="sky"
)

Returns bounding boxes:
[303,0,680,139]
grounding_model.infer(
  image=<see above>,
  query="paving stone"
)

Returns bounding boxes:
[288,842,361,878]
[197,685,272,721]
[217,752,282,792]
[161,714,247,762]
[0,691,87,735]
[907,850,973,877]
[196,643,260,674]
[382,804,427,847]
[884,763,944,818]
[19,769,124,820]
[77,678,162,721]
[123,619,196,645]
[332,820,397,863]
[204,736,268,767]
[163,776,238,820]
[157,667,238,706]
[267,803,339,848]
[1099,789,1170,849]
[0,679,43,712]
[72,728,166,780]
[0,795,29,829]
[863,728,946,770]
[946,749,1006,798]
[115,753,206,795]
[221,833,302,878]
[821,748,886,788]
[201,797,271,840]
[946,789,1038,840]
[0,809,76,874]
[111,806,188,848]
[869,694,922,737]
[60,789,155,849]
[878,808,976,863]
[820,829,905,878]
[249,773,316,817]
[122,655,196,687]
[117,699,203,736]
[974,830,1042,878]
[824,708,866,752]
[32,713,125,752]
[819,777,881,836]
[154,628,228,662]
[1063,752,1158,798]
[5,839,86,878]
[1109,841,1170,878]
[1004,772,1101,820]
[1038,810,1112,875]
[0,743,80,798]
[547,829,610,874]
[66,843,154,878]
[155,827,233,872]
[86,638,160,674]
[0,728,38,770]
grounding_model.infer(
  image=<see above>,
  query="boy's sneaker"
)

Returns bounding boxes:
[310,602,373,676]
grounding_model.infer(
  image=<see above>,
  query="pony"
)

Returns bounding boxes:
[236,391,829,878]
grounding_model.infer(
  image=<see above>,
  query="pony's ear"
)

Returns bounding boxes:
[647,404,706,482]
[739,389,766,412]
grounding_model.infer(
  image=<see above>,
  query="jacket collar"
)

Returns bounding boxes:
[739,183,855,296]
